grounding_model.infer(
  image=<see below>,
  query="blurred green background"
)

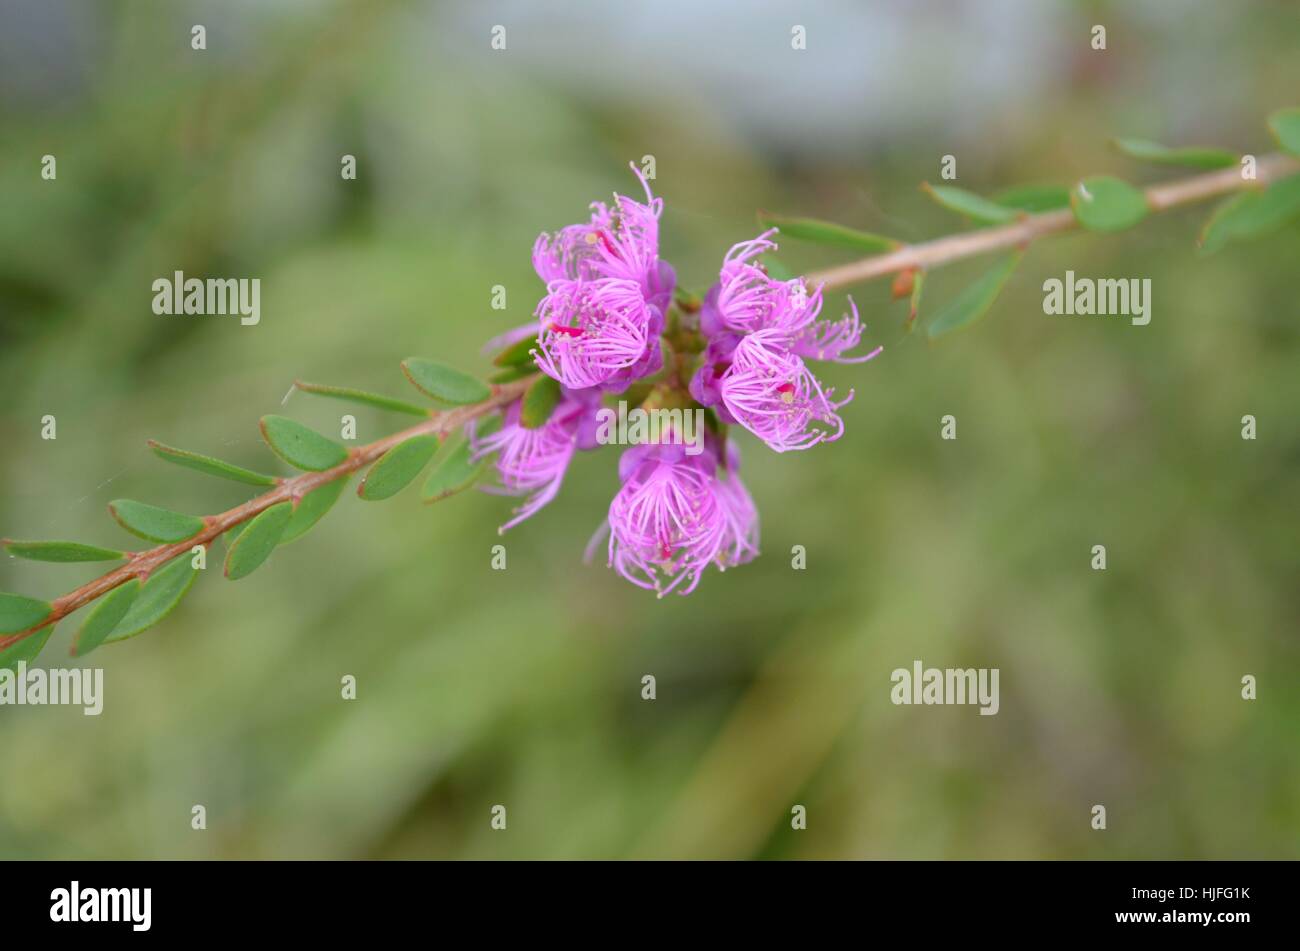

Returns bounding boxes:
[1,0,1297,859]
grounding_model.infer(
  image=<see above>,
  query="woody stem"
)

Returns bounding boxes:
[805,153,1300,290]
[0,376,536,652]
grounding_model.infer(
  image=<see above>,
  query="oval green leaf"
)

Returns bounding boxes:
[291,381,429,417]
[148,440,279,486]
[755,212,898,253]
[491,335,541,369]
[0,592,52,634]
[280,478,347,545]
[927,253,1022,340]
[108,500,205,543]
[224,520,251,548]
[921,184,1018,224]
[3,539,125,563]
[761,255,794,281]
[260,415,350,471]
[1267,107,1300,156]
[489,365,536,385]
[0,625,54,672]
[224,502,293,580]
[104,554,198,643]
[1071,176,1149,232]
[421,439,485,504]
[993,184,1071,213]
[1198,173,1300,254]
[358,435,440,501]
[1112,138,1236,169]
[74,580,140,657]
[520,376,562,430]
[401,359,492,405]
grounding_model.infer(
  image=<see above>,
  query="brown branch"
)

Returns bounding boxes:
[1,375,536,652]
[805,152,1300,290]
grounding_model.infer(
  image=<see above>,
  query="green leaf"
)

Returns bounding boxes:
[927,253,1022,340]
[491,335,540,369]
[224,502,293,580]
[401,359,492,405]
[993,184,1071,213]
[108,500,205,543]
[755,212,898,253]
[280,479,347,545]
[0,625,53,672]
[260,415,350,471]
[224,520,251,548]
[421,439,485,504]
[74,580,140,657]
[358,435,440,501]
[761,255,795,281]
[1070,176,1149,232]
[921,184,1018,224]
[520,375,562,429]
[1267,107,1300,156]
[3,539,125,562]
[104,554,198,643]
[0,592,52,633]
[488,365,536,385]
[148,440,279,486]
[291,381,429,417]
[1112,138,1236,169]
[1198,173,1300,254]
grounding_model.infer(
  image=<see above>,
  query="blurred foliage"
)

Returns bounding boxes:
[0,0,1297,859]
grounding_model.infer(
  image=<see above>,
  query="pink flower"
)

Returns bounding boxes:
[598,437,759,596]
[530,165,674,390]
[714,230,823,337]
[718,329,852,452]
[532,165,664,292]
[715,441,760,569]
[604,444,727,597]
[788,296,883,365]
[469,390,600,533]
[533,279,663,391]
[692,230,881,450]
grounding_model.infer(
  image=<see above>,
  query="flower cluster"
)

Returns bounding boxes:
[470,167,880,596]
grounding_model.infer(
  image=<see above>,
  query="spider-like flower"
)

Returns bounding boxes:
[479,179,881,595]
[717,329,853,452]
[533,279,664,391]
[597,434,760,597]
[788,296,883,365]
[469,388,601,533]
[712,230,823,337]
[532,165,669,300]
[691,232,882,450]
[530,165,674,391]
[714,440,760,570]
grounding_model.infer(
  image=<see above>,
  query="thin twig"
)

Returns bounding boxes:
[0,376,536,651]
[806,153,1300,290]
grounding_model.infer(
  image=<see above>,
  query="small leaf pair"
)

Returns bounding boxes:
[75,555,198,656]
